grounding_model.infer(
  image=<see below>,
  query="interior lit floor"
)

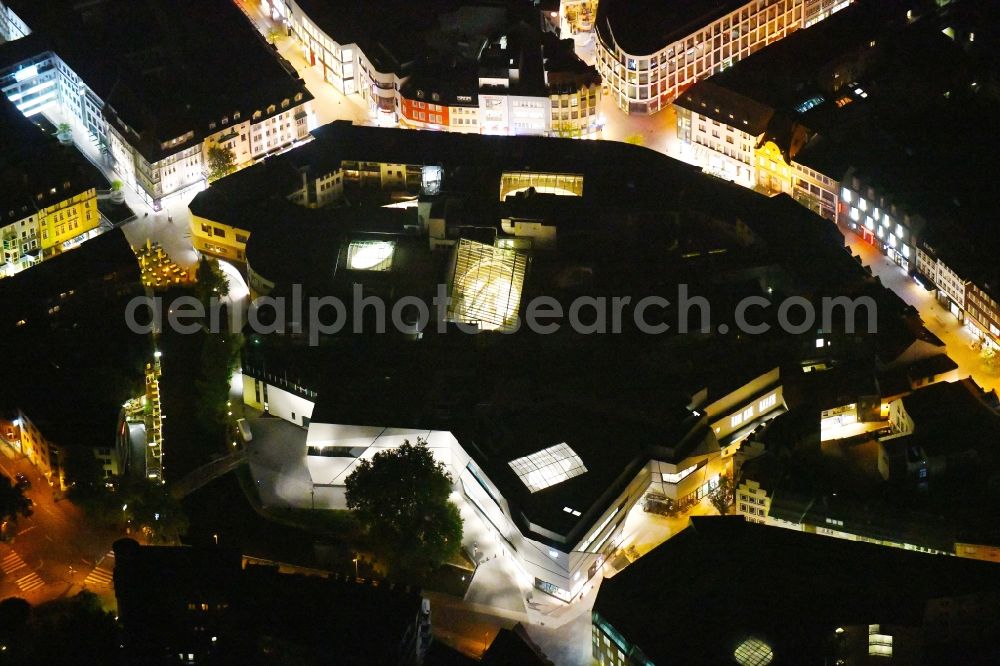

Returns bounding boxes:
[821,419,888,442]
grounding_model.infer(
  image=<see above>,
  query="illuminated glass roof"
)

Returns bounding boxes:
[734,638,773,666]
[447,239,527,331]
[347,240,394,271]
[508,443,587,493]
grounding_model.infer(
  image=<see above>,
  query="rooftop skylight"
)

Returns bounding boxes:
[508,443,587,493]
[347,240,394,271]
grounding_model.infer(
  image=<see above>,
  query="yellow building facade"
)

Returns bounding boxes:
[190,214,250,262]
[39,187,100,255]
[2,187,99,278]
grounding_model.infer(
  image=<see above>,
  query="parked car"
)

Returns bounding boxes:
[236,418,252,443]
[14,472,30,489]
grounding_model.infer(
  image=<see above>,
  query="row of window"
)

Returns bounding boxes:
[205,94,304,130]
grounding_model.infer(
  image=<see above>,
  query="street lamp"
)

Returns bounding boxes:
[213,533,219,545]
[352,557,359,579]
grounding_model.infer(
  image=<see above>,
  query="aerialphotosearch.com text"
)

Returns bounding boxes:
[125,283,878,345]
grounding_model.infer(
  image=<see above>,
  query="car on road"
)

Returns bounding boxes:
[14,472,30,489]
[236,418,252,443]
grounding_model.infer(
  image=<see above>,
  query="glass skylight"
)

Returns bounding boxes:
[734,638,773,666]
[448,239,527,331]
[347,240,394,271]
[508,443,587,493]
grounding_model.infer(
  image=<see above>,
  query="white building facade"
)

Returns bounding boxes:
[596,0,850,115]
[243,372,727,603]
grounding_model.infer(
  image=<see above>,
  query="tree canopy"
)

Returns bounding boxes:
[206,144,236,182]
[709,474,735,516]
[0,592,118,663]
[193,257,230,308]
[345,439,463,577]
[0,475,32,531]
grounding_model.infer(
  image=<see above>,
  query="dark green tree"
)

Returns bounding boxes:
[709,473,735,516]
[193,257,229,308]
[61,446,107,502]
[206,144,236,182]
[4,592,120,663]
[194,330,242,428]
[345,439,463,577]
[123,480,189,544]
[0,476,32,531]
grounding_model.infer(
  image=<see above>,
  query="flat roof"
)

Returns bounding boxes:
[4,0,312,162]
[597,0,745,55]
[595,516,1000,664]
[0,229,147,451]
[0,95,105,225]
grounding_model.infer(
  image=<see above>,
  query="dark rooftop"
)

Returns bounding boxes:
[0,229,147,450]
[597,0,745,55]
[4,0,311,162]
[900,378,1000,459]
[0,94,106,225]
[594,516,1000,664]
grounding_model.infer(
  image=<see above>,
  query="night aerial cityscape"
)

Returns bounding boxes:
[1,1,1000,664]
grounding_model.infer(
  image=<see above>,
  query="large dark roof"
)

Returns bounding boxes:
[304,363,706,544]
[673,80,775,135]
[0,229,147,450]
[4,0,311,162]
[0,228,139,330]
[901,378,1000,459]
[597,0,745,55]
[594,516,1000,664]
[0,95,106,225]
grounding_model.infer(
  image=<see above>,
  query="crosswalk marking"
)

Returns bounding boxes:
[15,571,44,592]
[2,550,27,574]
[84,550,115,588]
[84,566,114,587]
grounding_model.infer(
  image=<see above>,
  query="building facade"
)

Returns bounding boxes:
[13,408,124,490]
[0,93,103,278]
[838,171,920,273]
[242,367,728,604]
[278,0,601,137]
[596,0,850,115]
[0,0,313,211]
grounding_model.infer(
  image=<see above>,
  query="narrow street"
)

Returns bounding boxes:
[1,441,120,609]
[845,232,999,393]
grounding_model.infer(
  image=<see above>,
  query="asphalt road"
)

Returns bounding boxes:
[846,233,999,393]
[1,442,120,608]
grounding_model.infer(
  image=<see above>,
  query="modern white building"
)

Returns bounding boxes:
[242,367,732,603]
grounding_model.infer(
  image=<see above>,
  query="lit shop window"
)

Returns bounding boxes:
[661,464,697,484]
[841,188,852,203]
